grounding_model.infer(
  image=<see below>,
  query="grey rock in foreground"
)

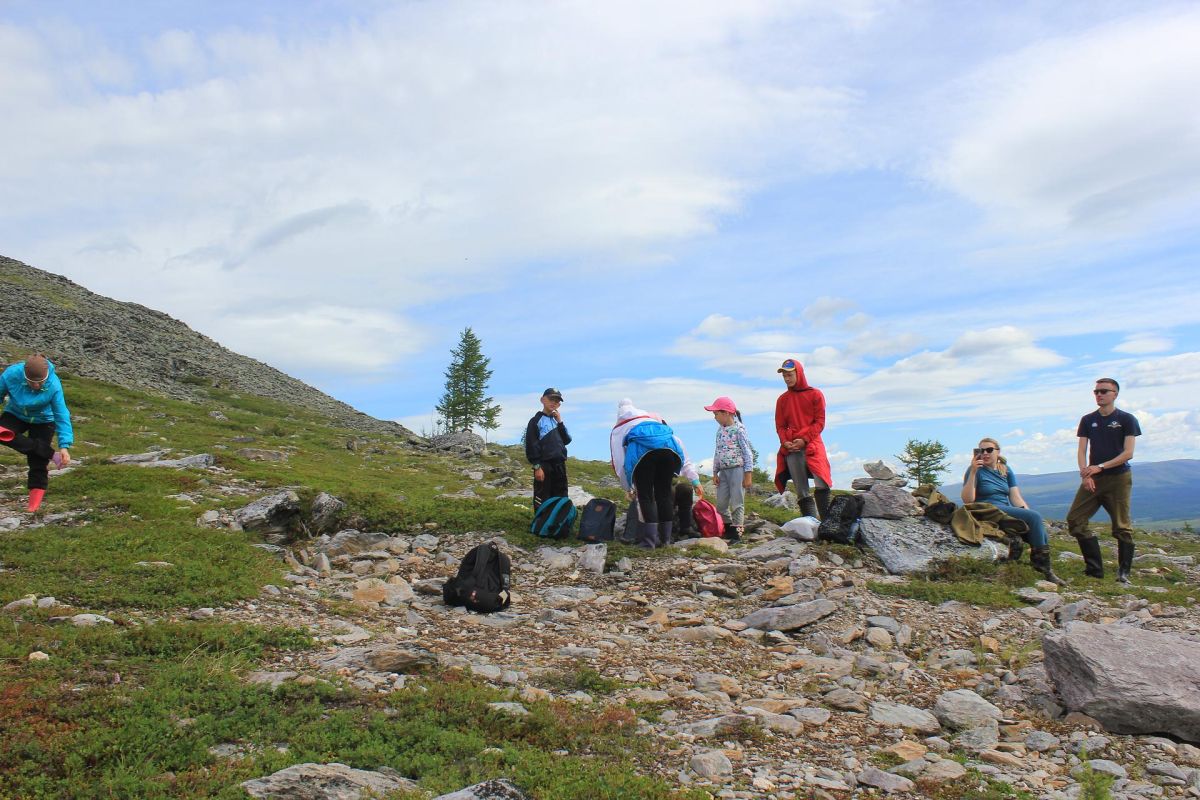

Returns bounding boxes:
[857,517,1004,574]
[433,778,531,799]
[1043,622,1200,743]
[241,762,416,799]
[933,689,1002,731]
[737,599,838,632]
[140,453,215,469]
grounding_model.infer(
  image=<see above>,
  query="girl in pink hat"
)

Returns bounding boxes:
[704,396,755,542]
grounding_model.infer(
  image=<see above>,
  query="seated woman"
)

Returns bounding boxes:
[962,438,1063,585]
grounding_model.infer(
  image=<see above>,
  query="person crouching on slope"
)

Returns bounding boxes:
[0,354,73,512]
[610,399,702,549]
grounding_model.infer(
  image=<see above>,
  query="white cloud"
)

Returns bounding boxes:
[0,2,877,375]
[933,7,1200,234]
[1113,333,1174,355]
[220,306,428,373]
[1118,352,1200,388]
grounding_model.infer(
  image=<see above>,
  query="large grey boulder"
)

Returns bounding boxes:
[310,492,345,534]
[428,431,485,456]
[234,491,301,542]
[860,484,921,519]
[433,779,531,799]
[863,460,897,479]
[857,517,1005,574]
[241,762,416,799]
[737,599,837,632]
[1043,622,1200,743]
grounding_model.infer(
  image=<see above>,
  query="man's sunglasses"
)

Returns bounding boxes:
[1093,389,1114,395]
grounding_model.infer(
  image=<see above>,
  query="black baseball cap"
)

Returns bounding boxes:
[541,387,564,401]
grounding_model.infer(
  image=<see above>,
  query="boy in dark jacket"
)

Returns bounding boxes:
[525,388,571,510]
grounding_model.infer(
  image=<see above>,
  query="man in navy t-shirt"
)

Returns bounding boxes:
[1067,377,1142,583]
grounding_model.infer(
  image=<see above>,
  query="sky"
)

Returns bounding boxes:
[2,0,1199,484]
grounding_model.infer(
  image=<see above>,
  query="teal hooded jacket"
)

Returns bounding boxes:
[0,361,74,448]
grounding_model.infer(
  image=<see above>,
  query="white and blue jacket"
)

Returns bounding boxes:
[609,406,699,492]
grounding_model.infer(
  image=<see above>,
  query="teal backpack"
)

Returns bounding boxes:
[530,496,577,539]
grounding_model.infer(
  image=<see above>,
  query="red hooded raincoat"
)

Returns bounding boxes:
[773,358,833,492]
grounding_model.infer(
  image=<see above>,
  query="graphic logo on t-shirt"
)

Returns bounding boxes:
[1106,420,1123,429]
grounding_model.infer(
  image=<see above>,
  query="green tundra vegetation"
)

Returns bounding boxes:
[1,367,1193,798]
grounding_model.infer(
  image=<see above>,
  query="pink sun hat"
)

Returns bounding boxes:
[703,396,738,414]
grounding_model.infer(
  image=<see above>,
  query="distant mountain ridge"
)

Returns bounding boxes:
[941,459,1200,528]
[0,255,415,438]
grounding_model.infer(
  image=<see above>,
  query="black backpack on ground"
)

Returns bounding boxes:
[618,500,639,544]
[817,494,865,545]
[577,498,616,543]
[530,496,577,539]
[442,542,512,613]
[673,481,694,537]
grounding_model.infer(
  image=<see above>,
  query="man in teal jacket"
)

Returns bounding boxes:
[0,354,73,511]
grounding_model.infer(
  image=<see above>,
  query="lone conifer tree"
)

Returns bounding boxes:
[896,438,950,488]
[435,327,501,435]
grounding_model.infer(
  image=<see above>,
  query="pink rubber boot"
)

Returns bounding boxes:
[0,426,14,443]
[28,488,45,512]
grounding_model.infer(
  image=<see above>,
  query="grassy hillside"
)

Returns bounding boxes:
[0,369,753,799]
[4,369,1196,799]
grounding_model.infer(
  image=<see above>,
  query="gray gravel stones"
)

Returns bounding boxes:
[737,599,838,632]
[932,689,1002,731]
[868,702,941,734]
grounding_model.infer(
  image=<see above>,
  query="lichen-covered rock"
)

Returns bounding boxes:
[241,762,416,799]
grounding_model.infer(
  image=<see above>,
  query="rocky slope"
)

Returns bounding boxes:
[7,442,1200,799]
[0,255,413,438]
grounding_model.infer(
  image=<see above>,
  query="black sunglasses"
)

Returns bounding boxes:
[1093,389,1114,395]
[973,447,996,455]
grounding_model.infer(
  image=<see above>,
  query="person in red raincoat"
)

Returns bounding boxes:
[773,357,832,519]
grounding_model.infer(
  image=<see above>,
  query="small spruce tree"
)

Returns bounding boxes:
[435,327,501,435]
[896,438,951,488]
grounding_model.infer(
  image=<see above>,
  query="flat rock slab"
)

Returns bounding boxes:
[737,599,838,632]
[869,701,941,734]
[1044,622,1200,743]
[433,779,531,800]
[858,517,1005,575]
[139,453,214,469]
[242,762,417,799]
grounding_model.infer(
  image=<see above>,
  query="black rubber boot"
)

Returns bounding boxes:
[1078,536,1105,578]
[1117,540,1134,584]
[658,521,675,548]
[724,525,742,543]
[815,489,832,520]
[1031,546,1066,586]
[1005,535,1025,564]
[636,521,658,549]
[799,496,818,518]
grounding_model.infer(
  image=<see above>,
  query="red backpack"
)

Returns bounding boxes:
[692,499,725,538]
